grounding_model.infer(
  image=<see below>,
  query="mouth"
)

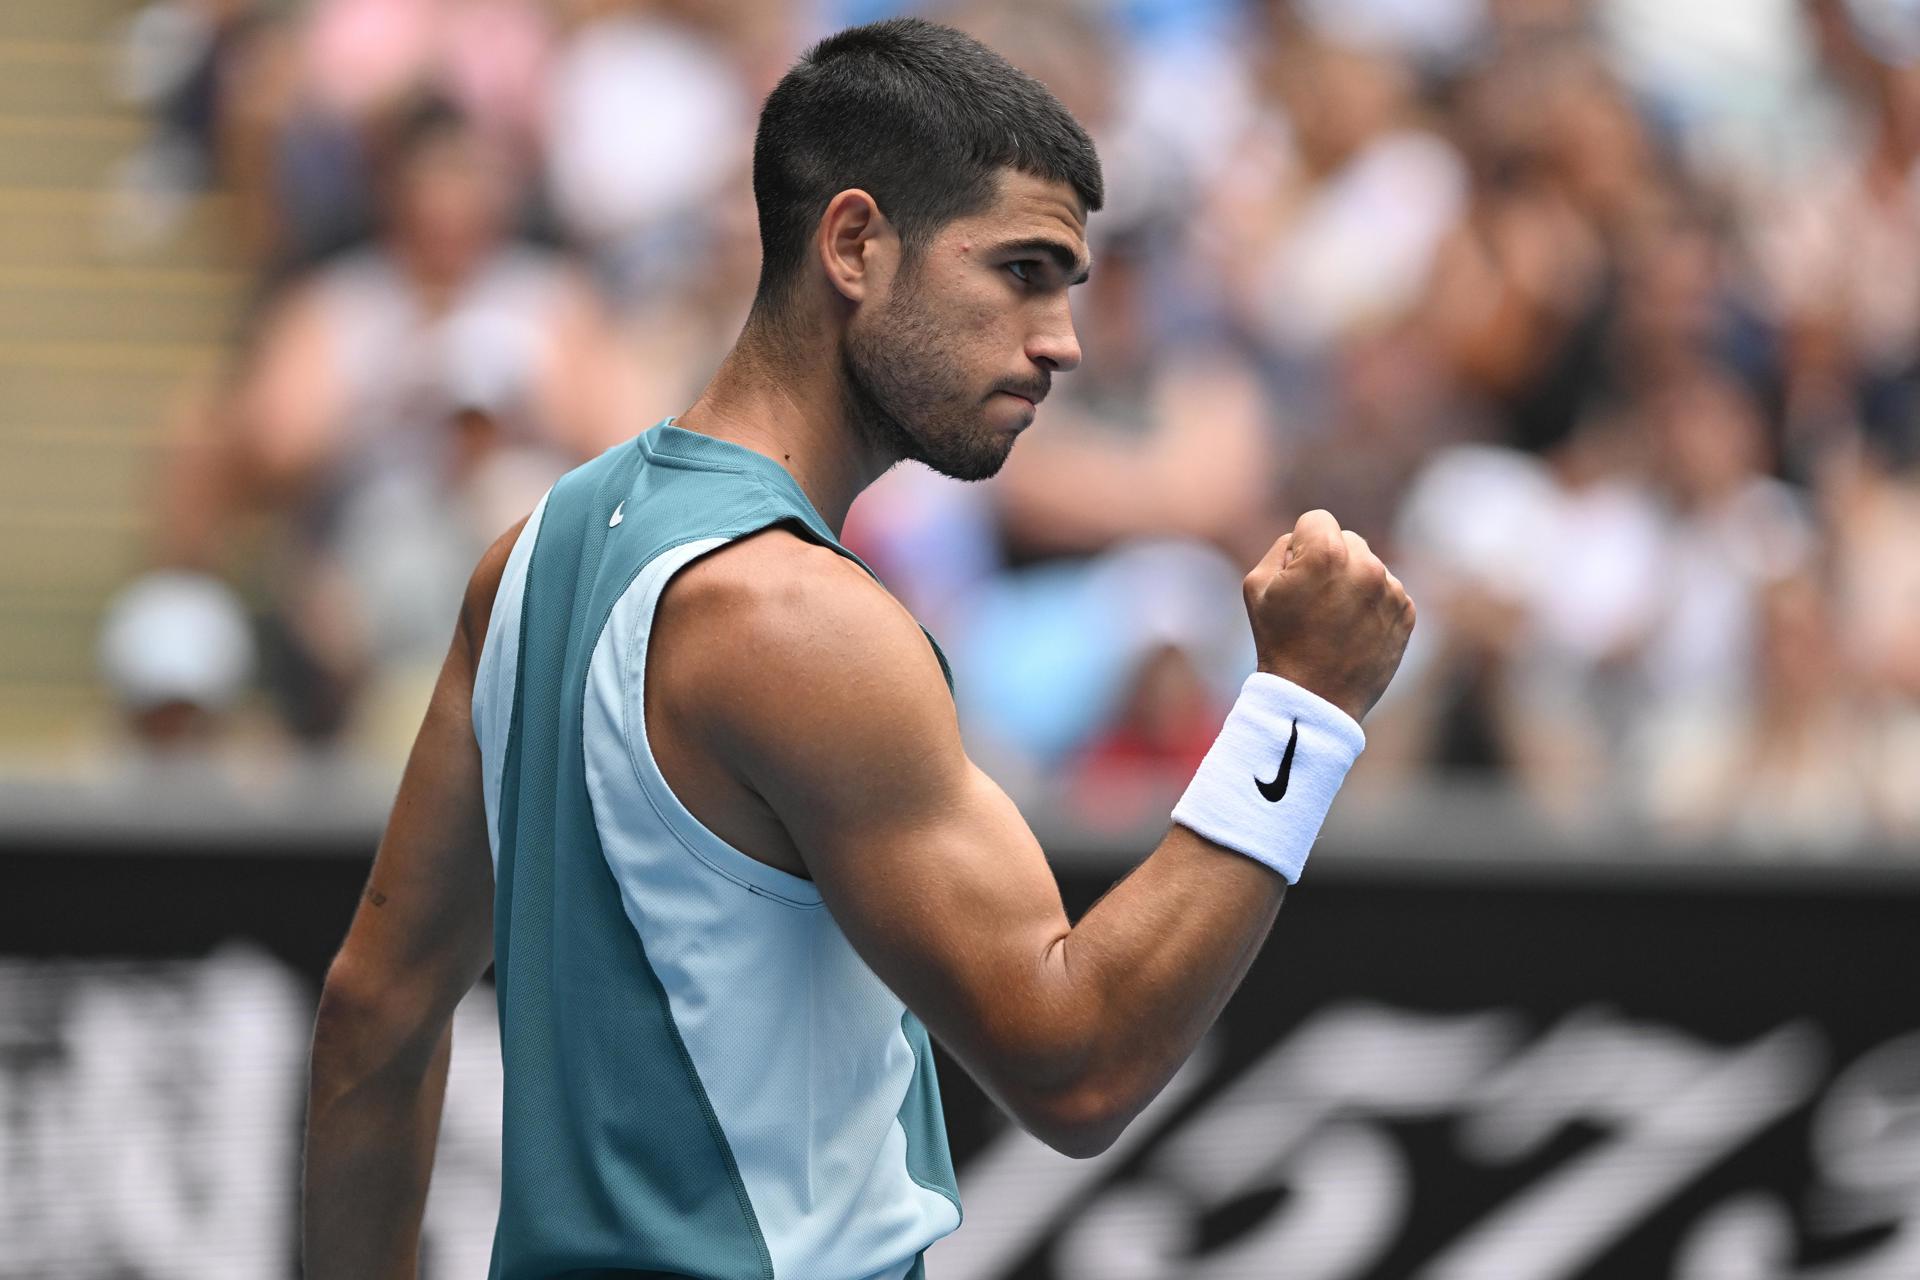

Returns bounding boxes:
[996,390,1043,409]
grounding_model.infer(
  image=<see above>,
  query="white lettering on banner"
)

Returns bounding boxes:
[1675,1031,1920,1280]
[0,946,306,1280]
[409,1007,1920,1280]
[945,1002,1920,1279]
[1059,1004,1523,1279]
[1420,1018,1825,1279]
[1813,1031,1920,1224]
[0,955,507,1280]
[1060,1118,1406,1280]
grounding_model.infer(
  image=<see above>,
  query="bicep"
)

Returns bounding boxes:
[790,730,1070,1051]
[697,558,1076,1079]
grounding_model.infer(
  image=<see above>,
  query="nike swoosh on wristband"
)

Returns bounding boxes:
[1256,719,1300,802]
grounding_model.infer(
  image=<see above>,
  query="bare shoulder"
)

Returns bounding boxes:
[660,523,935,675]
[652,523,955,764]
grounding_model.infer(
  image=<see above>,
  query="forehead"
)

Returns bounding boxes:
[944,169,1089,249]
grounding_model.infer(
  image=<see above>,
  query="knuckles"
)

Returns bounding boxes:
[1245,512,1414,633]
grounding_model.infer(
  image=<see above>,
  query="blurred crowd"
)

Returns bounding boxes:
[99,0,1920,851]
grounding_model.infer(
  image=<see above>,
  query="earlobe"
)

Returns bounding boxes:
[818,189,890,304]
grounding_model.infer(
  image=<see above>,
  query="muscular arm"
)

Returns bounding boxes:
[662,531,1315,1157]
[302,518,523,1278]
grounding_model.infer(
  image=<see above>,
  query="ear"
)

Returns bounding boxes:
[816,189,896,304]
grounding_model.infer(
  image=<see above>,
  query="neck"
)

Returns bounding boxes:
[674,310,897,537]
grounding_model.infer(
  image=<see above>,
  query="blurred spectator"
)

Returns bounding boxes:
[949,540,1252,773]
[550,2,776,416]
[218,0,553,270]
[1827,442,1920,712]
[227,95,631,751]
[89,0,1920,853]
[1383,429,1664,813]
[1274,325,1465,569]
[1204,21,1468,376]
[1760,0,1920,477]
[97,571,257,751]
[107,0,269,253]
[1419,42,1631,454]
[299,0,551,162]
[1636,368,1815,709]
[542,0,760,299]
[1063,546,1253,832]
[1639,571,1920,850]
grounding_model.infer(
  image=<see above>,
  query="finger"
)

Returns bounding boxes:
[1291,509,1344,561]
[1253,532,1294,575]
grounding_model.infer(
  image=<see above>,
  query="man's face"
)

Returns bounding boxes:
[843,169,1089,481]
[390,132,510,280]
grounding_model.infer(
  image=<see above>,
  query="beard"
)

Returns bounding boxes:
[842,270,1019,483]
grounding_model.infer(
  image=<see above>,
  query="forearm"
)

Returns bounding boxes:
[1007,674,1365,1150]
[1024,824,1286,1147]
[303,1005,453,1279]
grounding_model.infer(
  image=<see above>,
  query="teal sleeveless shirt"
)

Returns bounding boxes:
[470,422,962,1279]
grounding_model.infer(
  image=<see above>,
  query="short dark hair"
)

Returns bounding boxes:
[749,17,1104,314]
[373,91,472,182]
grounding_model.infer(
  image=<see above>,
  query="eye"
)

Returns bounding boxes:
[1006,260,1036,284]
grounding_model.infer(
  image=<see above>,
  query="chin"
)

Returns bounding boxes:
[926,450,1011,483]
[919,430,1015,482]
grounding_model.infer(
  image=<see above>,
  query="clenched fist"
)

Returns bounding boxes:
[1244,509,1415,722]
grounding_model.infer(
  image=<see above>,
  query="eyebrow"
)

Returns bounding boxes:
[996,237,1092,286]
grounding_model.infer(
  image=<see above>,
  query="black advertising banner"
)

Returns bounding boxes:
[926,863,1920,1279]
[4,841,1917,1279]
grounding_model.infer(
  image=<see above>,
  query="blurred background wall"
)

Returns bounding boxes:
[2,0,1918,1275]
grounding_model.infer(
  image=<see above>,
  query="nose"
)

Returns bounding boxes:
[1027,294,1082,375]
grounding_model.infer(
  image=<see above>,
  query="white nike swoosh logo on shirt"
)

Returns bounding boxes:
[609,501,625,528]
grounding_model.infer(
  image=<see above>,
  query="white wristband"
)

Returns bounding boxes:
[1172,673,1365,884]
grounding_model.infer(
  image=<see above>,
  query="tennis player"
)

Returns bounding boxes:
[303,18,1413,1280]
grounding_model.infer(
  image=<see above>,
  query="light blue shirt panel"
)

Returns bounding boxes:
[472,489,551,875]
[582,536,960,1279]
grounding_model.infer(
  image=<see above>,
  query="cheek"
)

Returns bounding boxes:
[913,259,1012,333]
[900,299,990,376]
[879,271,1012,404]
[938,288,1022,371]
[959,274,1017,332]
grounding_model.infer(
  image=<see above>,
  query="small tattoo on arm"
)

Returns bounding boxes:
[369,891,388,908]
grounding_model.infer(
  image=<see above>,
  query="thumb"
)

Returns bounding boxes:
[1252,532,1296,578]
